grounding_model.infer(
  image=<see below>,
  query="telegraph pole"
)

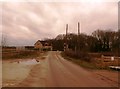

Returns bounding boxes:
[66,24,68,37]
[78,22,80,35]
[77,22,80,51]
[66,24,68,50]
[64,24,68,51]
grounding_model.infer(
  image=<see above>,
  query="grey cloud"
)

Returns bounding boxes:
[2,2,118,46]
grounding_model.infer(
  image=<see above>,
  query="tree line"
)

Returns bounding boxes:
[46,29,120,56]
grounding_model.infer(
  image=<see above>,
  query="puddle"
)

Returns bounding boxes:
[2,59,40,87]
[19,59,40,65]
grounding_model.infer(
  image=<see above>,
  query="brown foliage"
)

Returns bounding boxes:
[2,50,40,59]
[64,50,91,62]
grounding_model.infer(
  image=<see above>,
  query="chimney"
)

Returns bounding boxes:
[78,22,80,35]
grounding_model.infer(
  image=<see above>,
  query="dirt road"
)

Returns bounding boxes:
[17,51,118,87]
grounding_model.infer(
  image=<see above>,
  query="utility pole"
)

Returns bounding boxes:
[64,24,68,51]
[66,24,68,38]
[77,22,80,51]
[78,22,80,35]
[66,24,68,50]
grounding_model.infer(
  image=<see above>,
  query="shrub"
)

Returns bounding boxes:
[64,49,91,62]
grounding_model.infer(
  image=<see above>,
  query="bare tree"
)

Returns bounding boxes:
[1,34,7,47]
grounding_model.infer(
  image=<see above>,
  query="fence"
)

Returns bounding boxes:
[94,56,120,68]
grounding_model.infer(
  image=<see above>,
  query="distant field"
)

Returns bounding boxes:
[2,50,41,60]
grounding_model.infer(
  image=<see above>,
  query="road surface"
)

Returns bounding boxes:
[17,51,118,87]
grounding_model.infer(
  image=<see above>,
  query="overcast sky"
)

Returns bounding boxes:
[1,1,118,46]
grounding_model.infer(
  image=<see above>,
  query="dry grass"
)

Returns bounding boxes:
[64,50,91,62]
[2,50,41,60]
[61,52,98,69]
[61,51,120,70]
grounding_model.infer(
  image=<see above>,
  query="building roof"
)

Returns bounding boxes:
[34,40,51,46]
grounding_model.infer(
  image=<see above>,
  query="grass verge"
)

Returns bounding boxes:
[61,52,112,70]
[2,50,44,60]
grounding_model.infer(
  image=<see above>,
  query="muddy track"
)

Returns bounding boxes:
[17,51,119,87]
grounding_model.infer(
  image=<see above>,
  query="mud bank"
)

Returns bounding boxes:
[2,59,40,87]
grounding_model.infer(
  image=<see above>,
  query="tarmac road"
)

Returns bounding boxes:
[18,51,118,87]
